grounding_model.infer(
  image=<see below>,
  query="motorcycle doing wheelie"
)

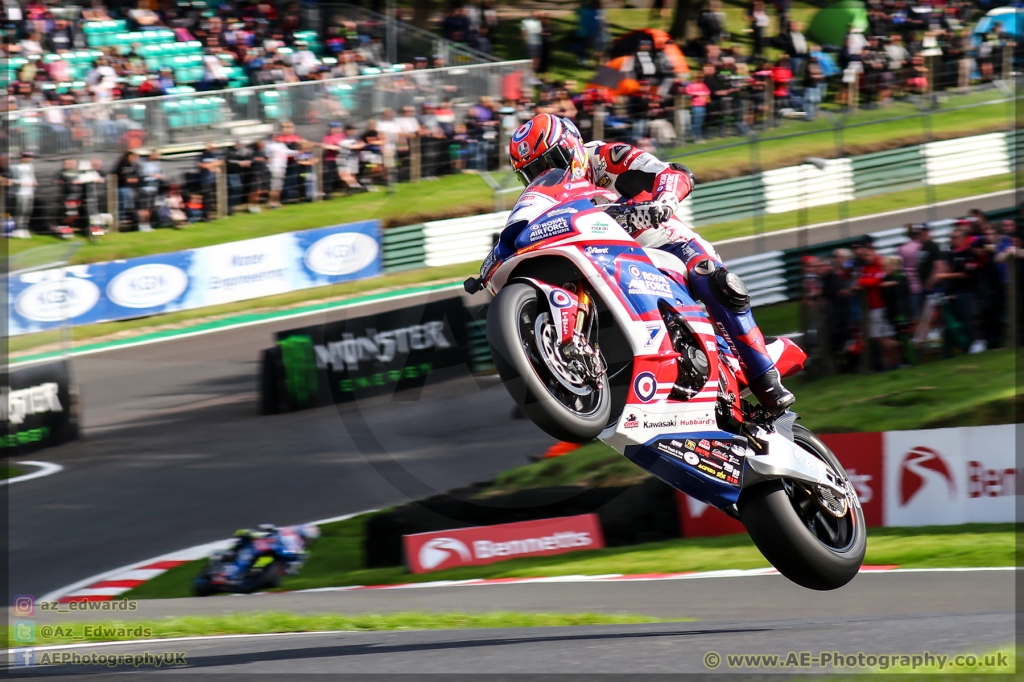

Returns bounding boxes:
[465,169,866,591]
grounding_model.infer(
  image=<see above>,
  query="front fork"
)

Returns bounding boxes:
[562,282,606,390]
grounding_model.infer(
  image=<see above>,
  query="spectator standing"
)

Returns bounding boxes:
[249,139,269,211]
[225,140,252,213]
[11,152,35,237]
[376,108,402,179]
[275,122,305,202]
[320,122,346,198]
[697,0,725,47]
[115,150,140,230]
[521,12,543,73]
[896,224,923,317]
[82,158,110,235]
[935,224,980,354]
[264,134,295,208]
[54,158,84,236]
[686,70,711,141]
[802,56,824,120]
[196,142,223,221]
[777,21,809,79]
[854,236,892,369]
[138,150,165,232]
[748,1,771,58]
[916,224,942,293]
[771,56,794,113]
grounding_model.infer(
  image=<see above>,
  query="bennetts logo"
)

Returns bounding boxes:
[899,446,955,506]
[418,538,472,570]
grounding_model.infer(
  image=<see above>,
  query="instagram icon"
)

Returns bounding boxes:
[13,596,34,617]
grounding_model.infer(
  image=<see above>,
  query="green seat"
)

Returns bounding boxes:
[260,90,281,119]
[195,97,213,126]
[178,98,197,127]
[163,99,183,128]
[16,115,41,151]
[130,102,147,122]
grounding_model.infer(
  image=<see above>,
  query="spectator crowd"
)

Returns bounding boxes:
[801,208,1024,373]
[1,0,484,116]
[508,0,1016,148]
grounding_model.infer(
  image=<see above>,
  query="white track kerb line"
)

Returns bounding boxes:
[2,461,63,486]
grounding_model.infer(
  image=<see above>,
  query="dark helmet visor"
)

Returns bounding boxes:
[516,144,573,186]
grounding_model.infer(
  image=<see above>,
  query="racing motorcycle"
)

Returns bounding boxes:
[464,169,865,591]
[192,524,320,596]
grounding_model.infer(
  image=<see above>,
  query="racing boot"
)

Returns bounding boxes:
[747,366,795,417]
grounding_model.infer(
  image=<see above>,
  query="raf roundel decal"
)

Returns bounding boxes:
[549,289,573,308]
[512,120,533,142]
[683,451,699,466]
[628,264,642,279]
[633,371,658,402]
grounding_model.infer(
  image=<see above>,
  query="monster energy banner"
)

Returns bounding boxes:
[262,297,471,412]
[1,359,80,455]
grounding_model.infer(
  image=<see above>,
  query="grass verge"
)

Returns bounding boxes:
[2,467,25,479]
[123,521,1012,601]
[20,611,678,645]
[790,349,1018,433]
[7,174,494,263]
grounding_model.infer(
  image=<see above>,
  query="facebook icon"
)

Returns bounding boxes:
[12,648,35,667]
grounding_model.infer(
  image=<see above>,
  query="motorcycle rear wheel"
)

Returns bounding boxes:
[488,282,611,442]
[738,424,866,590]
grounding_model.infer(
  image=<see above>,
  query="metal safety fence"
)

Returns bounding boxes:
[5,60,531,160]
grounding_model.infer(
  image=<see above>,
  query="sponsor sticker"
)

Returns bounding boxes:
[15,277,101,322]
[549,289,574,309]
[633,371,658,402]
[304,232,380,276]
[528,216,573,243]
[106,263,189,309]
[512,120,533,142]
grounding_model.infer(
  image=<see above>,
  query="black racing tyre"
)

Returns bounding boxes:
[191,574,215,597]
[738,424,866,591]
[487,282,611,443]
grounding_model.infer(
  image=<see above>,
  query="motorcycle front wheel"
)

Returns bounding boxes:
[487,282,611,442]
[738,424,866,590]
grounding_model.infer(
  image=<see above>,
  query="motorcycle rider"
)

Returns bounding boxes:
[506,113,794,416]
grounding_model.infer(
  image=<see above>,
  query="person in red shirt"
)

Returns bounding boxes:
[771,56,794,111]
[853,235,895,368]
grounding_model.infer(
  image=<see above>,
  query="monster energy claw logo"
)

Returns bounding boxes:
[278,335,319,406]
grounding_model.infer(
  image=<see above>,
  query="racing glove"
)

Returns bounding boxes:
[628,197,678,232]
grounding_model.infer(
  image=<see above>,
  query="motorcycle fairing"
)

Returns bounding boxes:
[623,430,748,508]
[517,278,582,345]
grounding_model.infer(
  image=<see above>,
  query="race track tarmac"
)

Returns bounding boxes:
[10,289,556,598]
[7,572,1016,676]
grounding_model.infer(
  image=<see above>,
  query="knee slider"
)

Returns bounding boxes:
[712,267,751,313]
